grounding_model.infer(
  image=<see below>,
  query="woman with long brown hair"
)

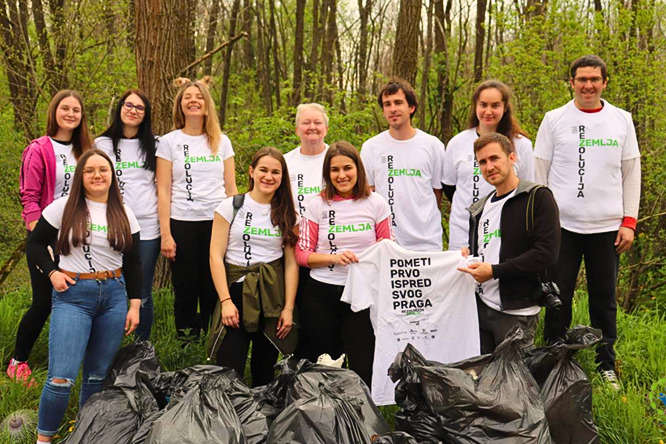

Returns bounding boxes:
[442,79,535,251]
[8,90,92,384]
[156,78,238,339]
[28,149,141,442]
[296,141,393,388]
[209,147,298,386]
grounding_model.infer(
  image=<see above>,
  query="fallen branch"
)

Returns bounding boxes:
[176,32,249,78]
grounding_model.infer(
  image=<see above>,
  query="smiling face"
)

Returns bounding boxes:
[381,89,415,131]
[249,154,283,197]
[329,155,358,198]
[570,66,608,110]
[475,88,505,133]
[476,142,516,188]
[82,154,113,200]
[54,96,83,138]
[295,108,328,147]
[120,93,146,128]
[181,85,206,119]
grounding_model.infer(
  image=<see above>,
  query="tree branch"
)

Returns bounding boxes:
[176,32,249,78]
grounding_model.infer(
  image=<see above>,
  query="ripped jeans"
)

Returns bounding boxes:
[37,277,127,437]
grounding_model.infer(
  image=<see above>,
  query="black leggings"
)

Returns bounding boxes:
[299,277,375,388]
[170,219,217,338]
[13,232,55,362]
[215,282,279,387]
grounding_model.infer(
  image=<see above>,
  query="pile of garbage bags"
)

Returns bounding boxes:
[65,325,601,443]
[64,342,391,443]
[389,325,602,444]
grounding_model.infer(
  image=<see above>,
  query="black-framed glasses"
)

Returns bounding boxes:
[122,101,146,114]
[573,76,605,85]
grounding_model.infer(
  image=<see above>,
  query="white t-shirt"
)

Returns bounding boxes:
[442,128,535,250]
[95,137,159,240]
[42,197,140,273]
[361,130,445,252]
[476,191,540,316]
[284,145,328,217]
[341,240,480,406]
[156,130,235,221]
[50,138,76,200]
[301,193,391,286]
[534,100,640,233]
[215,193,284,268]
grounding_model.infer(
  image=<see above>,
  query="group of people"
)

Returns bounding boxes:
[7,54,638,441]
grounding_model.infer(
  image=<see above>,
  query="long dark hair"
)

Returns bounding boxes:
[99,89,156,171]
[467,80,528,141]
[248,147,298,247]
[322,141,371,202]
[57,149,133,256]
[46,90,92,160]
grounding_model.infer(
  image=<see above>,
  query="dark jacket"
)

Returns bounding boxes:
[467,180,561,310]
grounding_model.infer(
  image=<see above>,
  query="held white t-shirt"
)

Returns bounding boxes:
[284,145,328,217]
[361,130,445,252]
[341,240,479,406]
[215,193,284,267]
[442,128,535,250]
[156,130,235,221]
[534,100,640,233]
[50,138,76,200]
[42,197,140,273]
[301,193,391,286]
[476,191,540,316]
[95,137,159,240]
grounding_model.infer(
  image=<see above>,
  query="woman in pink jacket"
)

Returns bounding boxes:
[8,90,92,384]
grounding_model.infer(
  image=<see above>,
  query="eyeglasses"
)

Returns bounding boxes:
[83,167,111,176]
[122,101,145,114]
[573,76,605,85]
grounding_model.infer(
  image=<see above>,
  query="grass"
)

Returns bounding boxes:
[0,283,665,443]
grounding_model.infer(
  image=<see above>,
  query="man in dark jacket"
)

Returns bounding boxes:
[457,133,560,353]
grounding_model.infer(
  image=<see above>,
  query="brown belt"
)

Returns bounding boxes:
[60,268,122,280]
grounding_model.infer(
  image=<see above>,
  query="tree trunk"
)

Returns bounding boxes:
[268,0,281,107]
[434,0,453,142]
[32,0,57,95]
[242,0,254,69]
[392,0,420,85]
[255,0,272,113]
[134,0,195,135]
[322,0,338,103]
[219,0,241,128]
[473,0,487,82]
[418,0,434,128]
[203,0,221,76]
[357,0,372,97]
[291,0,306,105]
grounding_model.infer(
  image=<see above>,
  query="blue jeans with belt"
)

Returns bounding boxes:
[37,276,128,437]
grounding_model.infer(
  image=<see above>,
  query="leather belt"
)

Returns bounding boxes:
[60,268,122,280]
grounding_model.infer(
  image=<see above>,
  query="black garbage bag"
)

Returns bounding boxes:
[284,360,391,437]
[150,364,239,404]
[65,373,160,444]
[415,327,552,443]
[525,326,602,444]
[105,341,161,389]
[252,357,302,413]
[147,374,247,444]
[372,431,419,444]
[267,383,371,444]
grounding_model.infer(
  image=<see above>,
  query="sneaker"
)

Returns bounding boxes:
[6,359,36,387]
[600,369,621,391]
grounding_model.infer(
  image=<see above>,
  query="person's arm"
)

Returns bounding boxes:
[533,114,554,186]
[122,232,142,335]
[27,216,76,291]
[433,188,443,209]
[20,145,46,230]
[534,158,551,186]
[277,242,298,339]
[442,184,456,203]
[615,157,641,253]
[375,217,394,241]
[295,217,358,267]
[210,212,240,328]
[156,157,176,261]
[223,156,238,197]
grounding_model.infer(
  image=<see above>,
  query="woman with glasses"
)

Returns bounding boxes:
[95,89,158,341]
[30,149,141,442]
[156,78,238,339]
[9,90,92,384]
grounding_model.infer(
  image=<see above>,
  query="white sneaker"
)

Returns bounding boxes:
[600,369,621,391]
[316,353,346,368]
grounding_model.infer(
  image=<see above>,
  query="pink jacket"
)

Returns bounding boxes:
[19,136,56,229]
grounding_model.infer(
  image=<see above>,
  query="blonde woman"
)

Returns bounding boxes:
[156,78,238,338]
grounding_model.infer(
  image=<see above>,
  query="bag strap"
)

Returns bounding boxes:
[525,185,548,282]
[230,193,246,227]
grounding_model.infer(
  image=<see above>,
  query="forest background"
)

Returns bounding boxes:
[0,0,665,442]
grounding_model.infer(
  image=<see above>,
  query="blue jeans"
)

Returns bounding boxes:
[37,277,128,437]
[135,237,160,341]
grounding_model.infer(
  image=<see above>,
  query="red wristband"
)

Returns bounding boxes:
[621,216,637,231]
